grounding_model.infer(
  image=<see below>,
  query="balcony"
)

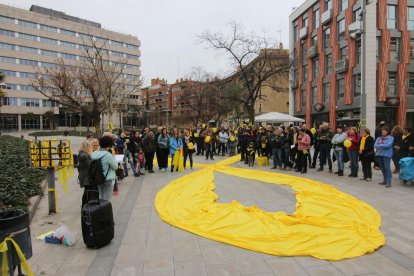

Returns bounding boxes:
[348,21,362,38]
[299,26,308,39]
[308,46,318,59]
[335,59,348,73]
[321,9,333,25]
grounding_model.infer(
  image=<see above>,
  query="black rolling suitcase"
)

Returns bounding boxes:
[81,191,114,249]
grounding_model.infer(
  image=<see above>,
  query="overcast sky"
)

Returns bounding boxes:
[7,0,304,85]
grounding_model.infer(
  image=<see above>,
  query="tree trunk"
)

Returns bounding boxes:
[246,104,255,124]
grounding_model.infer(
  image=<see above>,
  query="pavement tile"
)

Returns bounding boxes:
[306,264,345,276]
[111,261,144,276]
[173,237,202,261]
[174,255,207,276]
[265,258,309,276]
[332,258,376,276]
[115,243,146,264]
[201,244,234,266]
[364,258,414,276]
[143,257,174,274]
[294,256,330,268]
[206,264,241,276]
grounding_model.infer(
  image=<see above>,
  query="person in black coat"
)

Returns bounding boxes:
[359,128,375,181]
[395,128,414,158]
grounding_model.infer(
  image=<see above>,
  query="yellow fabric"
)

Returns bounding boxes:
[108,122,114,133]
[205,136,211,143]
[187,142,195,150]
[257,156,268,166]
[155,155,385,261]
[1,237,34,276]
[172,149,185,172]
[194,133,199,138]
[360,136,367,152]
[311,128,317,135]
[344,139,352,148]
[213,128,218,133]
[229,136,236,142]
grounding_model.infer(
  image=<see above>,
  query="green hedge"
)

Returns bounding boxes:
[0,136,47,211]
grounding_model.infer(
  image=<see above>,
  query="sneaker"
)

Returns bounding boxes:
[386,184,392,188]
[373,166,380,170]
[366,178,372,182]
[317,168,323,172]
[334,171,339,174]
[378,182,386,185]
[271,166,277,169]
[162,168,166,172]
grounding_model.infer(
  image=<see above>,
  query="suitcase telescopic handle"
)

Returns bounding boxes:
[85,189,100,205]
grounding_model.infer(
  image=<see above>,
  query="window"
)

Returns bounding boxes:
[60,29,76,36]
[301,43,307,63]
[112,51,124,57]
[302,89,306,106]
[313,9,320,30]
[61,41,77,49]
[127,65,140,71]
[95,37,107,44]
[293,24,298,43]
[311,86,317,105]
[390,38,400,62]
[41,62,58,69]
[126,44,138,50]
[40,37,58,45]
[313,59,319,80]
[340,0,348,12]
[40,24,57,33]
[19,59,38,66]
[323,83,330,102]
[356,40,361,64]
[19,33,37,41]
[111,40,124,47]
[1,70,17,77]
[19,46,38,54]
[41,50,58,57]
[61,53,77,60]
[19,72,37,79]
[3,83,17,90]
[0,56,16,64]
[303,17,308,28]
[338,19,345,41]
[0,15,15,24]
[324,28,330,48]
[18,20,37,29]
[387,5,397,29]
[126,54,139,60]
[20,85,35,91]
[20,98,40,107]
[340,47,347,60]
[0,42,15,50]
[0,29,15,37]
[311,35,318,47]
[1,97,18,106]
[79,33,93,40]
[326,54,332,74]
[387,72,397,96]
[337,79,345,99]
[42,100,57,107]
[409,7,414,31]
[303,64,308,83]
[325,0,332,11]
[353,8,361,23]
[408,73,414,94]
[353,74,361,97]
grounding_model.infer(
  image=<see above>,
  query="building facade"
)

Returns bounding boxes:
[289,0,414,129]
[0,4,141,131]
[143,78,171,126]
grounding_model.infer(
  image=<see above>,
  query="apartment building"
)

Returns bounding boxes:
[0,4,141,131]
[290,0,414,129]
[143,78,171,126]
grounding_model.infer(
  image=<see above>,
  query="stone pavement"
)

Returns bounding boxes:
[27,147,414,276]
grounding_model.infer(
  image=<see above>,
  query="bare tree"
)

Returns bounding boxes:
[0,73,5,100]
[199,22,292,122]
[81,38,142,126]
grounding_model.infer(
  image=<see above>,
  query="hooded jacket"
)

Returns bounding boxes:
[91,149,118,182]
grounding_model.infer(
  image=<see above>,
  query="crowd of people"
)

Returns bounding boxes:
[77,121,414,202]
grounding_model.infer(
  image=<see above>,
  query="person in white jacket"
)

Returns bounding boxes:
[331,125,347,176]
[218,129,229,156]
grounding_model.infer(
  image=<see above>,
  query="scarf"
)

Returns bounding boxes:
[360,135,367,151]
[402,133,411,140]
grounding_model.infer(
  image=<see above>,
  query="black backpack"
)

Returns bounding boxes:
[89,153,110,187]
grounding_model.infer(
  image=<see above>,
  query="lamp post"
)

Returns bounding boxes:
[64,111,67,128]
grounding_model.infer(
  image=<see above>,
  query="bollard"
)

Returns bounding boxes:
[47,167,56,214]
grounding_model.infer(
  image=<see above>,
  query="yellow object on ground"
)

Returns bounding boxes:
[257,156,269,166]
[155,155,385,261]
[1,236,34,276]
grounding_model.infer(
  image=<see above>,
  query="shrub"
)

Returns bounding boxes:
[0,136,47,211]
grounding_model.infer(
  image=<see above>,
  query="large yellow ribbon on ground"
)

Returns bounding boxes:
[155,155,385,260]
[0,237,34,276]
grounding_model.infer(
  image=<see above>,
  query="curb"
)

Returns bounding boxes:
[28,178,48,223]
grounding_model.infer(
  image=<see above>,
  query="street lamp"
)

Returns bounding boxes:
[64,111,67,128]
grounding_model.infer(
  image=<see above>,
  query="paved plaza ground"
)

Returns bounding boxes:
[24,135,414,276]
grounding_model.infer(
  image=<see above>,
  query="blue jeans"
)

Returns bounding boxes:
[272,147,283,167]
[98,180,114,201]
[377,156,392,184]
[125,150,138,175]
[334,149,344,171]
[347,150,359,176]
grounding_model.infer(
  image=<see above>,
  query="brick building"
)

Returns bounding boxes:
[290,0,414,129]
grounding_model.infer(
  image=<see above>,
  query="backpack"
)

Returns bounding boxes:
[89,153,110,187]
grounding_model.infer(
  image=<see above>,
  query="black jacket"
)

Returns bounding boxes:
[397,133,414,157]
[359,136,375,161]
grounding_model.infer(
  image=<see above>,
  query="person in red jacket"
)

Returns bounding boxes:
[296,128,311,174]
[346,127,361,177]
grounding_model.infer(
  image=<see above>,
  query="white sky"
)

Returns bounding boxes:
[5,0,304,85]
